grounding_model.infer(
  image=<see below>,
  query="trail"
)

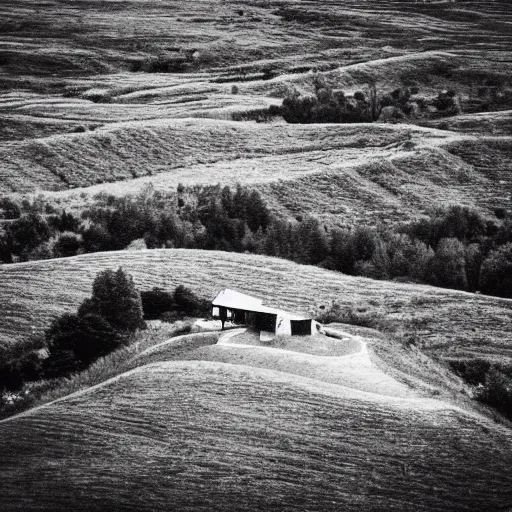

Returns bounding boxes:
[0,326,473,425]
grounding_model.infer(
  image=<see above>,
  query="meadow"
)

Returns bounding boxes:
[2,249,511,367]
[1,355,511,511]
[1,0,512,508]
[1,1,512,228]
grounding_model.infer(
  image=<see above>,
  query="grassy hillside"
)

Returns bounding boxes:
[1,118,510,226]
[2,249,511,366]
[2,0,511,79]
[1,359,511,511]
[2,0,512,226]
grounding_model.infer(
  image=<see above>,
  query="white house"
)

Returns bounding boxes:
[211,288,322,336]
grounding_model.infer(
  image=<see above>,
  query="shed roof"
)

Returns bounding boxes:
[212,288,309,320]
[212,289,263,310]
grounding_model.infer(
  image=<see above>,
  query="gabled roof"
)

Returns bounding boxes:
[212,289,309,320]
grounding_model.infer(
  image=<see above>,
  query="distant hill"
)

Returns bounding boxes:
[1,119,511,226]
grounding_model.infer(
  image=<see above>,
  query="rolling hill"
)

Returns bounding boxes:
[1,343,511,511]
[2,249,511,366]
[2,1,512,510]
[1,118,510,226]
[1,1,512,227]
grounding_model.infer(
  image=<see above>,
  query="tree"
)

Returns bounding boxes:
[81,223,114,253]
[27,241,55,261]
[479,243,512,298]
[44,312,126,376]
[141,288,175,319]
[173,285,209,316]
[434,89,461,116]
[352,226,378,263]
[0,197,21,219]
[427,238,468,290]
[245,190,270,232]
[54,232,82,258]
[465,243,483,292]
[0,227,13,263]
[367,239,390,279]
[49,210,80,232]
[44,313,84,376]
[330,228,355,274]
[476,367,512,420]
[8,213,51,257]
[79,267,144,332]
[295,217,329,265]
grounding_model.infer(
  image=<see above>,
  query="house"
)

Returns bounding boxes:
[211,288,321,336]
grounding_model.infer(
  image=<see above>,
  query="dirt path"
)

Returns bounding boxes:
[214,328,425,399]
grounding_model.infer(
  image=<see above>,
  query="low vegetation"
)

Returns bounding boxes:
[449,359,512,421]
[141,285,210,321]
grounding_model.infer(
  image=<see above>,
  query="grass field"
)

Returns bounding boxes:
[2,1,512,509]
[1,357,511,511]
[2,0,512,226]
[1,119,510,226]
[2,249,511,367]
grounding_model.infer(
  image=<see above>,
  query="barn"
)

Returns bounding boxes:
[211,289,321,336]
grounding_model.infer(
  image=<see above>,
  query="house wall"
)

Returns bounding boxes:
[276,314,292,336]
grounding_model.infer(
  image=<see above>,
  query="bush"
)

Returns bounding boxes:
[0,196,21,219]
[426,238,468,290]
[173,285,210,316]
[449,359,491,386]
[475,367,512,421]
[141,287,175,320]
[44,313,127,377]
[0,344,43,392]
[8,213,51,257]
[54,231,82,257]
[433,90,461,116]
[315,302,390,331]
[479,243,512,298]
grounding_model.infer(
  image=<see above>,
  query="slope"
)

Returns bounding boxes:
[1,359,511,511]
[2,118,511,225]
[1,249,511,366]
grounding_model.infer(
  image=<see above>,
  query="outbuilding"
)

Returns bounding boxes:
[211,288,321,336]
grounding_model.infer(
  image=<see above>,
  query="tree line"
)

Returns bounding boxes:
[1,189,511,298]
[280,75,461,124]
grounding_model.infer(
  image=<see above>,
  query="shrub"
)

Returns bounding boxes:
[427,238,468,290]
[0,344,43,392]
[8,212,51,257]
[479,243,512,298]
[449,358,492,385]
[27,241,55,261]
[44,313,127,376]
[173,285,210,316]
[433,90,461,116]
[140,56,189,73]
[54,231,82,257]
[475,367,512,421]
[141,287,175,320]
[0,196,21,219]
[315,302,390,331]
